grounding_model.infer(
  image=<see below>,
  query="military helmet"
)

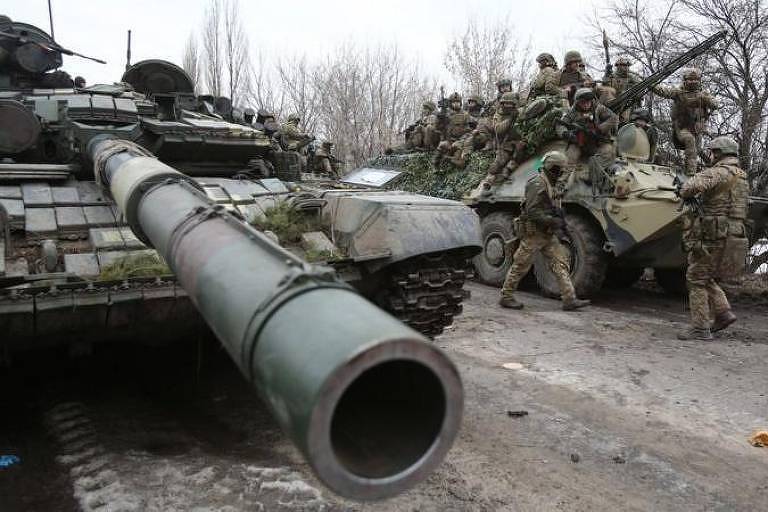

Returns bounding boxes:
[629,108,651,122]
[499,91,519,106]
[322,140,334,148]
[448,92,462,102]
[495,77,513,89]
[422,100,436,111]
[287,113,300,123]
[706,136,738,156]
[615,56,632,66]
[468,94,485,106]
[564,50,582,64]
[682,68,702,81]
[536,52,556,66]
[574,88,595,102]
[542,151,568,170]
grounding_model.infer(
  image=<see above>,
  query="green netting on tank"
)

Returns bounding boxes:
[250,202,321,244]
[374,152,491,201]
[98,252,172,280]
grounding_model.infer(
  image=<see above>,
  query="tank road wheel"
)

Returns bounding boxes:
[655,268,688,296]
[474,212,518,286]
[376,255,471,338]
[533,214,608,299]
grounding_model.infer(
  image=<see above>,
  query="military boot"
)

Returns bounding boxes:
[711,310,737,333]
[499,295,524,309]
[562,298,590,311]
[677,327,713,341]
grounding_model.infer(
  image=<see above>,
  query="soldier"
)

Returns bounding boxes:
[279,113,314,152]
[312,141,342,178]
[465,94,485,118]
[493,77,514,109]
[528,52,560,100]
[628,108,658,162]
[499,151,590,311]
[652,68,718,176]
[254,109,279,136]
[433,92,475,166]
[479,91,522,193]
[558,88,618,170]
[602,57,641,120]
[557,50,594,103]
[677,136,748,340]
[74,76,86,88]
[405,101,437,150]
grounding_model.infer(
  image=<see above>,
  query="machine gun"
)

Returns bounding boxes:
[606,30,727,116]
[602,29,612,79]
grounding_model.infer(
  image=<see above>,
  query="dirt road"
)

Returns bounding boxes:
[1,283,766,511]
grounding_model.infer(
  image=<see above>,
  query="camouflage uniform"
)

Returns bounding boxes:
[602,57,641,121]
[559,88,618,170]
[500,151,589,310]
[528,53,560,100]
[280,114,313,151]
[312,141,341,178]
[678,137,748,340]
[405,101,436,150]
[653,68,718,176]
[480,92,522,190]
[434,92,475,166]
[556,51,594,104]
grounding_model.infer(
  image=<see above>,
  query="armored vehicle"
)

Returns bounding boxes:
[466,31,768,297]
[0,15,474,499]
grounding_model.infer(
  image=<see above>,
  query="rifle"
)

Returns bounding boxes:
[555,118,611,146]
[602,30,612,79]
[606,30,727,116]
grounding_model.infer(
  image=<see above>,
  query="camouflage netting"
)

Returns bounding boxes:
[98,252,171,281]
[373,151,491,200]
[250,202,321,244]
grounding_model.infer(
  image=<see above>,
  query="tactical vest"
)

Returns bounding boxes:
[445,110,472,140]
[558,69,589,88]
[671,91,709,132]
[691,158,748,242]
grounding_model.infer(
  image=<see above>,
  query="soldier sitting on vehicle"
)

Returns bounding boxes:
[311,141,342,178]
[494,77,514,108]
[465,95,485,118]
[527,52,560,101]
[556,51,594,105]
[499,151,590,311]
[602,57,641,121]
[404,101,437,151]
[557,88,618,188]
[279,114,314,151]
[479,92,523,193]
[652,68,718,176]
[433,92,476,167]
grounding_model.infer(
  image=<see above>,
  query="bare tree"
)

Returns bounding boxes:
[201,0,223,97]
[222,0,249,106]
[246,50,286,118]
[182,33,200,92]
[443,17,533,99]
[275,55,323,133]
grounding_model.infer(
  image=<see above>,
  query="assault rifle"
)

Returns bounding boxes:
[602,30,612,79]
[607,30,727,116]
[555,118,611,147]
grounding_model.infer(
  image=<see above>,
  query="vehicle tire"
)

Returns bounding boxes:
[604,266,644,289]
[533,214,607,299]
[655,268,688,296]
[473,211,518,286]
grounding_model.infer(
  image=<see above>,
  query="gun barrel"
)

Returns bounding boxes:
[86,136,463,501]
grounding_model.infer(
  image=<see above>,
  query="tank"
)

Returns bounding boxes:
[0,15,471,500]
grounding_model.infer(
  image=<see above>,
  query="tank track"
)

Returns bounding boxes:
[379,258,472,337]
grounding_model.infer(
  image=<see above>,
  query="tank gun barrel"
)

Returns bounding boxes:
[86,136,463,501]
[607,30,727,114]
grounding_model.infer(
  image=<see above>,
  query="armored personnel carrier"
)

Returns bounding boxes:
[465,31,768,297]
[0,15,474,500]
[0,15,481,351]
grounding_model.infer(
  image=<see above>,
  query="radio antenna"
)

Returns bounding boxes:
[125,29,132,70]
[47,0,55,39]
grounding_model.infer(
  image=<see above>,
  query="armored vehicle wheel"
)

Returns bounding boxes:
[655,268,688,296]
[604,266,644,289]
[376,255,470,338]
[474,212,518,286]
[533,214,607,299]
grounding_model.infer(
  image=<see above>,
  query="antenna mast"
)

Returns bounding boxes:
[125,29,132,70]
[47,0,55,39]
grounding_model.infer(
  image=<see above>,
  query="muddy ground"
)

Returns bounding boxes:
[0,282,766,511]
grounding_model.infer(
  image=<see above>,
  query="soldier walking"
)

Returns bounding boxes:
[499,151,590,311]
[677,136,749,340]
[653,68,718,176]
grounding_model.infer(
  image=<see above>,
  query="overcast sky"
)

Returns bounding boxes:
[7,0,609,87]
